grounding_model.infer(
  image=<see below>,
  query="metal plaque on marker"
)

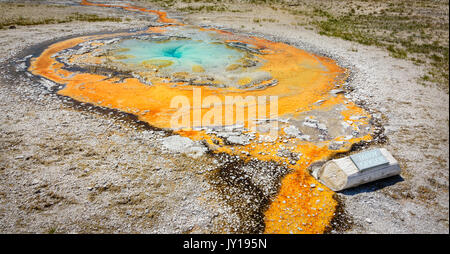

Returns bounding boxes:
[350,149,389,171]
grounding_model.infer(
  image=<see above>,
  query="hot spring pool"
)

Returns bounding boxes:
[28,1,375,234]
[113,39,247,74]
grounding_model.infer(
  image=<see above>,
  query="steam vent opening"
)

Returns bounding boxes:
[26,0,377,234]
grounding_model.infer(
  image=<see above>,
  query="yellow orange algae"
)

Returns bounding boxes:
[80,0,179,24]
[28,0,374,234]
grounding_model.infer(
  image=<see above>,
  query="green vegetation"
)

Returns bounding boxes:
[47,227,57,234]
[0,12,122,30]
[311,7,448,91]
[176,5,242,13]
[2,0,447,90]
[253,18,278,23]
[146,0,246,12]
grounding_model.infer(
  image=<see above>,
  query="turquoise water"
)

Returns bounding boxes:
[114,39,245,73]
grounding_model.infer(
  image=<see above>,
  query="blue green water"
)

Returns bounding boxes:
[114,39,245,73]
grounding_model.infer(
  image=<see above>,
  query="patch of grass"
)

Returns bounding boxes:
[309,3,449,92]
[253,17,278,23]
[387,45,408,59]
[176,4,244,13]
[69,13,122,23]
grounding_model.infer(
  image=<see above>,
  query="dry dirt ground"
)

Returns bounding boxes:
[0,0,448,234]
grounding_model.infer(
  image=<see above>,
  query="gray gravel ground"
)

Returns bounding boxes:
[0,18,276,233]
